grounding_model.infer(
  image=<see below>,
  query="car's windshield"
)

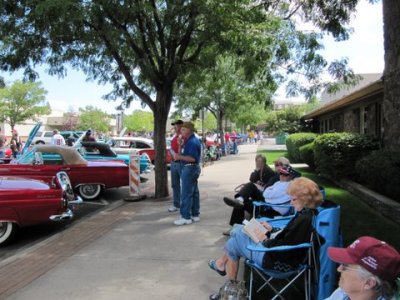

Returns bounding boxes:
[16,148,35,164]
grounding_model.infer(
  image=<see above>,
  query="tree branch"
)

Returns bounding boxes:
[84,20,155,111]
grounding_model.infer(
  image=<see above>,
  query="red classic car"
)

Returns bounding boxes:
[4,145,129,200]
[0,171,82,246]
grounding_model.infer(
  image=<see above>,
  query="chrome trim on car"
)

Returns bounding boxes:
[68,196,83,206]
[49,209,74,221]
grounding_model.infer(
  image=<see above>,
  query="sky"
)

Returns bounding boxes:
[0,0,384,113]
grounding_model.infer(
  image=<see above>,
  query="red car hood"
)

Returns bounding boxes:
[0,177,50,190]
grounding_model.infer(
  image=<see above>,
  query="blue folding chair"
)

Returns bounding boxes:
[246,237,314,300]
[313,204,341,299]
[245,204,341,300]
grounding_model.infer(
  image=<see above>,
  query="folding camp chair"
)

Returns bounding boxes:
[246,238,314,300]
[245,204,341,300]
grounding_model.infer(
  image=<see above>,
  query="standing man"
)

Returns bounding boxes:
[171,122,201,226]
[0,127,5,159]
[51,129,66,145]
[168,119,183,213]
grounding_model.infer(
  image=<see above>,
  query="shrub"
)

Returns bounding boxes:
[299,142,315,169]
[355,150,400,201]
[313,132,379,179]
[286,133,318,162]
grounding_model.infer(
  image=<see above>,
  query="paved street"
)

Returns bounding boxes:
[1,144,259,300]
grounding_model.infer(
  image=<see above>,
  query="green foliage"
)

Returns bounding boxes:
[77,106,111,133]
[258,150,288,165]
[124,110,154,133]
[299,142,315,169]
[356,150,400,201]
[0,80,50,129]
[313,132,379,179]
[295,167,400,250]
[194,112,217,133]
[263,102,318,135]
[286,132,317,162]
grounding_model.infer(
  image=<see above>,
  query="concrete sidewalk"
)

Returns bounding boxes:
[2,144,259,300]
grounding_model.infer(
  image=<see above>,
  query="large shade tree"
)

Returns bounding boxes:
[0,80,50,130]
[77,106,111,133]
[0,0,369,197]
[382,0,400,149]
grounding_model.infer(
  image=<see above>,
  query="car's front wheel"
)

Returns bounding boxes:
[0,222,17,246]
[78,184,102,200]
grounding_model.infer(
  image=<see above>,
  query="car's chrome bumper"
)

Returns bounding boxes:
[68,195,83,206]
[50,209,74,221]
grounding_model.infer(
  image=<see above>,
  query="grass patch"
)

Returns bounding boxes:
[298,167,400,249]
[258,150,288,164]
[258,149,399,248]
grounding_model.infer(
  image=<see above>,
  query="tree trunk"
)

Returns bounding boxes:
[217,109,225,149]
[382,0,400,150]
[152,88,172,198]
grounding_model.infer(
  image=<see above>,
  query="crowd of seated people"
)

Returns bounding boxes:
[207,154,400,300]
[221,155,300,236]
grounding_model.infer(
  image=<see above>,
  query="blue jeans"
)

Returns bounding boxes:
[180,164,201,219]
[170,161,182,208]
[224,225,264,266]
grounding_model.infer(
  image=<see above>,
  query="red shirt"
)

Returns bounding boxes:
[171,134,180,153]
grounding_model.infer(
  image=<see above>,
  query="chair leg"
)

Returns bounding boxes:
[249,267,254,299]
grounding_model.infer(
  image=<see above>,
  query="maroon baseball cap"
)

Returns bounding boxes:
[328,236,400,282]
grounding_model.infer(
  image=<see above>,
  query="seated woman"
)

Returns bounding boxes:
[325,236,400,300]
[248,154,275,186]
[223,165,298,231]
[208,177,323,297]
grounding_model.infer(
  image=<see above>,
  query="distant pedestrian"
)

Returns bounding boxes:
[51,129,66,145]
[171,122,201,226]
[0,128,5,159]
[10,129,21,158]
[168,119,184,213]
[82,129,96,151]
[66,134,76,146]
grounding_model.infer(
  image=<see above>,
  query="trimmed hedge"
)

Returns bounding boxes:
[314,132,379,179]
[286,133,318,163]
[355,150,400,201]
[299,142,315,169]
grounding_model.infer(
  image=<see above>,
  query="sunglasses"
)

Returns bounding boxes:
[279,173,290,176]
[340,263,360,272]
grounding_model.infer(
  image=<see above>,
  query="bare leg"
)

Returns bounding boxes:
[215,253,229,271]
[226,257,239,281]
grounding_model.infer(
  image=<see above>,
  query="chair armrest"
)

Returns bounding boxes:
[253,201,293,209]
[247,243,312,253]
[258,216,293,223]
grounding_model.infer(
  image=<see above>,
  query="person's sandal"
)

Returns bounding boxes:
[222,229,231,236]
[209,292,221,300]
[208,259,226,276]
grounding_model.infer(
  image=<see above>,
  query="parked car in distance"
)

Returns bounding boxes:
[5,145,129,200]
[108,137,172,164]
[0,171,82,246]
[31,130,54,144]
[76,141,152,173]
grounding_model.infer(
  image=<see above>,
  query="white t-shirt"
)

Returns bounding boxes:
[262,181,291,215]
[51,133,66,145]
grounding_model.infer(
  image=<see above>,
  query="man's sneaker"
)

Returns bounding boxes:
[168,206,178,212]
[192,216,200,222]
[174,218,193,226]
[223,197,244,208]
